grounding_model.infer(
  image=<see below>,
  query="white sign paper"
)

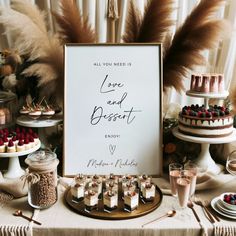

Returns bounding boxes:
[64,44,162,176]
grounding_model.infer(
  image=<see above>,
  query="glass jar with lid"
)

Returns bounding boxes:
[0,91,17,126]
[25,150,59,209]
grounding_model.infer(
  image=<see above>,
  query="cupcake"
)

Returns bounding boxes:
[7,140,16,153]
[103,190,118,212]
[17,139,25,152]
[0,139,5,152]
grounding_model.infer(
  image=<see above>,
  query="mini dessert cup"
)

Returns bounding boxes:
[141,183,156,202]
[74,174,86,185]
[89,181,102,199]
[124,189,139,212]
[105,180,118,192]
[71,183,85,202]
[106,173,119,184]
[138,174,151,189]
[122,181,136,196]
[103,190,118,212]
[84,190,99,212]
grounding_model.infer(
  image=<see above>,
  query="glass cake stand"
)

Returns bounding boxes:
[172,128,236,174]
[0,141,41,178]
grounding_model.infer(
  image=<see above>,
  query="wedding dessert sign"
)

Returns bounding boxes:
[63,44,162,176]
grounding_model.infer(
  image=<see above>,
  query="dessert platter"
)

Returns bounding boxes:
[65,174,163,220]
[173,73,236,174]
[17,98,63,128]
[0,127,41,178]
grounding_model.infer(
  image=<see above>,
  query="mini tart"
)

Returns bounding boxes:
[28,110,41,119]
[103,190,118,211]
[17,140,25,152]
[7,140,16,153]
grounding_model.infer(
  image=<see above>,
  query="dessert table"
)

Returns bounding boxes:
[0,177,236,236]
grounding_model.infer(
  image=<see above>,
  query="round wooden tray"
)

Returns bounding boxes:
[65,184,163,220]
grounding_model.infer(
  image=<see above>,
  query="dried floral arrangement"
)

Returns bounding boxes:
[0,0,230,102]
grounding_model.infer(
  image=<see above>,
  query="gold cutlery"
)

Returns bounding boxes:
[13,210,42,225]
[204,200,220,222]
[141,210,176,227]
[187,201,201,223]
[194,199,215,223]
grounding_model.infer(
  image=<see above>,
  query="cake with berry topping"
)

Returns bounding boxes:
[7,140,16,152]
[178,104,233,137]
[16,139,25,152]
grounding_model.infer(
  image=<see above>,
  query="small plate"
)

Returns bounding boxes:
[211,197,236,220]
[216,200,236,216]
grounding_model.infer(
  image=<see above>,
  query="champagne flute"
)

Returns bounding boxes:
[169,163,183,197]
[184,162,198,200]
[226,150,236,175]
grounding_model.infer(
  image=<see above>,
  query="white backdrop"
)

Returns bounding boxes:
[0,0,235,110]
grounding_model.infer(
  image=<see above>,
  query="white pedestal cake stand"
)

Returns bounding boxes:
[173,127,236,174]
[0,141,41,178]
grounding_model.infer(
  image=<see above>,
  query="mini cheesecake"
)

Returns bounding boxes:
[3,136,8,147]
[11,136,18,146]
[71,183,85,201]
[7,140,16,153]
[29,136,35,148]
[103,190,118,212]
[141,183,156,202]
[17,139,25,152]
[32,133,39,145]
[84,190,99,211]
[124,191,139,212]
[42,107,55,118]
[0,139,5,153]
[24,139,31,150]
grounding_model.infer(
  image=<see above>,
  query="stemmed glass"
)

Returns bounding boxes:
[169,163,183,197]
[226,150,236,175]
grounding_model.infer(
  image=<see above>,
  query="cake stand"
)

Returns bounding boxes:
[16,114,63,149]
[0,141,41,178]
[173,90,233,174]
[173,128,236,174]
[186,90,229,107]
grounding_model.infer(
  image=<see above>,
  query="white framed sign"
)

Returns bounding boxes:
[63,44,162,176]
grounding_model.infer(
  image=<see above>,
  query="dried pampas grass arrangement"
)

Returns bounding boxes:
[123,0,230,92]
[53,0,96,44]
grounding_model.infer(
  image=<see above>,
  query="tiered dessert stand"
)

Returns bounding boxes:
[16,114,63,149]
[0,141,41,178]
[173,90,236,174]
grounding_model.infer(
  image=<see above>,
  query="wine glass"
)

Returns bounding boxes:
[226,150,236,175]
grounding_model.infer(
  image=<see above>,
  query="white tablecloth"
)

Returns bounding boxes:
[0,178,236,236]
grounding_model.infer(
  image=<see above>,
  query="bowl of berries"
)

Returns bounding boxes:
[219,193,236,211]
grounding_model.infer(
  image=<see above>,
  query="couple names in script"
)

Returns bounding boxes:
[90,74,142,125]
